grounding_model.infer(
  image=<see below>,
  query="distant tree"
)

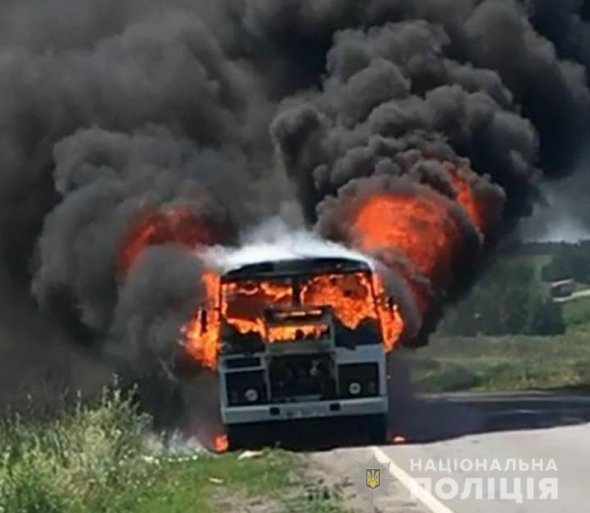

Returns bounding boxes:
[502,262,535,287]
[569,250,590,282]
[478,286,506,335]
[526,297,566,336]
[438,294,480,336]
[541,243,590,284]
[541,258,572,282]
[501,287,530,334]
[438,258,562,337]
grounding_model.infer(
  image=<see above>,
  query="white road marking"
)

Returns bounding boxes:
[371,446,456,513]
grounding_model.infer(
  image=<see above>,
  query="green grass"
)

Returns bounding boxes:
[409,250,590,393]
[408,248,590,393]
[563,297,590,329]
[117,451,346,513]
[0,390,348,513]
[406,331,590,393]
[513,253,553,282]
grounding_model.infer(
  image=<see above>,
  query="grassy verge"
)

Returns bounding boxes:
[406,330,590,393]
[0,390,347,513]
[562,297,590,328]
[114,451,346,513]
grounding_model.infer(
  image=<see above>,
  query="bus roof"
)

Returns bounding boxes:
[221,257,371,281]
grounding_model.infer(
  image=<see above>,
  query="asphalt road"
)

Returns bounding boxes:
[312,391,590,513]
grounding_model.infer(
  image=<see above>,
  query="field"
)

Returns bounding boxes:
[404,245,590,393]
[0,390,348,513]
[407,297,590,393]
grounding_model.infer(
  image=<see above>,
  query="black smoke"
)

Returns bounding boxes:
[0,0,588,398]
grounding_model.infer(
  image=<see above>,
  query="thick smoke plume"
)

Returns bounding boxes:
[0,0,589,401]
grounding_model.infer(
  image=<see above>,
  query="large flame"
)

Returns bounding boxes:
[221,279,293,336]
[347,162,487,320]
[117,207,225,278]
[300,273,377,329]
[372,275,405,352]
[183,271,221,370]
[352,193,462,288]
[183,270,404,369]
[125,157,486,370]
[446,163,487,233]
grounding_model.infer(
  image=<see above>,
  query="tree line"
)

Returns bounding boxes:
[439,259,566,337]
[540,241,590,283]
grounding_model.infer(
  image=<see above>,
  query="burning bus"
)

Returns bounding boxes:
[185,256,404,447]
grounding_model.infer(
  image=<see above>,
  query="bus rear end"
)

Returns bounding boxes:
[217,258,391,446]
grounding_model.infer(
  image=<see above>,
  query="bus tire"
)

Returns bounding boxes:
[367,414,388,445]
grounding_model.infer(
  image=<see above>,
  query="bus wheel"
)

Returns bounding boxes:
[367,414,387,445]
[226,425,247,450]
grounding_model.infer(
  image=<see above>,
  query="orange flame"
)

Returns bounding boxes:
[445,163,486,232]
[213,434,229,453]
[372,274,405,352]
[184,271,222,370]
[221,280,293,337]
[300,273,376,329]
[183,269,405,368]
[392,434,407,444]
[117,207,225,278]
[267,325,330,342]
[352,193,462,281]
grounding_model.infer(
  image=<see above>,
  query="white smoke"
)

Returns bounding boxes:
[202,217,372,272]
[520,150,590,243]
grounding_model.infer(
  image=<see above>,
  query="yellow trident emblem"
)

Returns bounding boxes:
[366,468,381,489]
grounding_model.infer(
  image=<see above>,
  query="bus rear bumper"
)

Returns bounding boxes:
[221,396,387,425]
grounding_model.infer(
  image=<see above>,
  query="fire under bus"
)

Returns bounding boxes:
[215,257,392,446]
